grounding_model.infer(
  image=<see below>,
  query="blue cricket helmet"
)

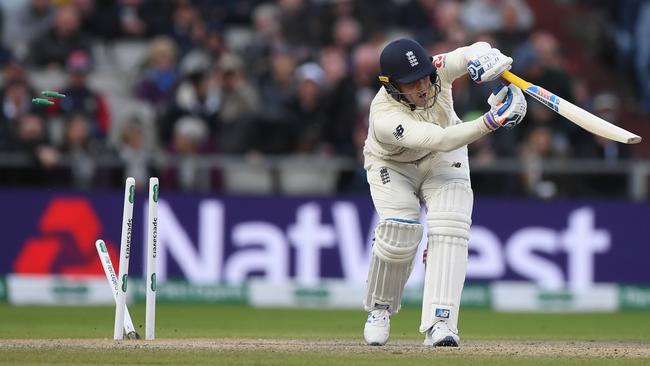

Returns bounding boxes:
[379,38,436,83]
[378,38,440,110]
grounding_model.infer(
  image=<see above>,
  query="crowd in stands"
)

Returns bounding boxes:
[0,0,644,198]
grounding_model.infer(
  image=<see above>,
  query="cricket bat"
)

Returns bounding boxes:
[501,71,641,144]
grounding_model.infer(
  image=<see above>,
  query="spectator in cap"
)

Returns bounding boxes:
[163,115,213,191]
[287,62,331,153]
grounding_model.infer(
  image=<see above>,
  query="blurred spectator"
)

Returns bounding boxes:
[351,42,381,125]
[212,52,260,154]
[163,115,212,191]
[467,123,514,196]
[171,115,209,153]
[2,61,29,85]
[0,79,36,125]
[255,48,297,154]
[435,1,467,47]
[635,2,650,113]
[351,43,380,90]
[60,112,95,188]
[159,68,220,148]
[319,0,385,47]
[194,0,258,26]
[56,50,111,139]
[609,1,650,112]
[513,31,578,147]
[278,0,319,50]
[518,126,571,199]
[492,0,532,55]
[214,53,260,123]
[29,5,91,68]
[461,0,534,35]
[179,25,226,77]
[245,3,286,83]
[468,113,498,167]
[0,69,38,150]
[320,47,357,155]
[574,92,630,197]
[136,36,180,107]
[349,43,381,161]
[331,16,361,54]
[79,0,173,40]
[3,113,64,186]
[287,62,329,154]
[168,0,201,56]
[576,93,630,161]
[2,0,54,61]
[117,116,155,189]
[398,0,443,45]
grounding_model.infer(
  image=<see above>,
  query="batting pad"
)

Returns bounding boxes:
[420,182,472,333]
[364,220,423,314]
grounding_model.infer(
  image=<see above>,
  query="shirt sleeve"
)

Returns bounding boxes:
[434,42,492,82]
[371,109,491,152]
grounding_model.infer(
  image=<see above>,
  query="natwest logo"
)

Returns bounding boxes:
[13,198,118,275]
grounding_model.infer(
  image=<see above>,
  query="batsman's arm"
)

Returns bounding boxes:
[501,71,641,144]
[371,111,492,153]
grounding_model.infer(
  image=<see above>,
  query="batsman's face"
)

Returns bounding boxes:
[398,76,432,108]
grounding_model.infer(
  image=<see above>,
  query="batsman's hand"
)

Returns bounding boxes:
[467,48,513,84]
[482,84,527,131]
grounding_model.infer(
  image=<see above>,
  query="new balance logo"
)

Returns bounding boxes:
[393,124,404,140]
[380,167,390,184]
[435,308,450,318]
[451,162,461,168]
[406,51,418,67]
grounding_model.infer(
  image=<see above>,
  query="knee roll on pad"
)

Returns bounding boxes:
[426,182,473,239]
[364,220,423,314]
[372,220,422,262]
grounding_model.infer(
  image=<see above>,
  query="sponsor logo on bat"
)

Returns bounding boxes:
[527,85,560,112]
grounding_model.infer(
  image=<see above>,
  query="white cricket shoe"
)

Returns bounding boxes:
[423,321,459,347]
[364,309,390,346]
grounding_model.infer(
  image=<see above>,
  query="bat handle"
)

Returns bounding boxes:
[501,70,533,90]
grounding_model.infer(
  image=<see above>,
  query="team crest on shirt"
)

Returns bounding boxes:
[393,124,405,140]
[379,167,390,184]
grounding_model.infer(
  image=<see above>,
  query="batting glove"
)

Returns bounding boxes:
[482,84,527,131]
[467,48,513,84]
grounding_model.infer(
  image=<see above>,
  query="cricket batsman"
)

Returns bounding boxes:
[362,38,527,346]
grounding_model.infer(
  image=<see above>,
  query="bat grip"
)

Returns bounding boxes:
[501,70,533,90]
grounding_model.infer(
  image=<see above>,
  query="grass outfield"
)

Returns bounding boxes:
[1,304,649,365]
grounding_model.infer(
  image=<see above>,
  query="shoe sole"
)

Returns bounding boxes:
[435,336,458,347]
[423,336,459,347]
